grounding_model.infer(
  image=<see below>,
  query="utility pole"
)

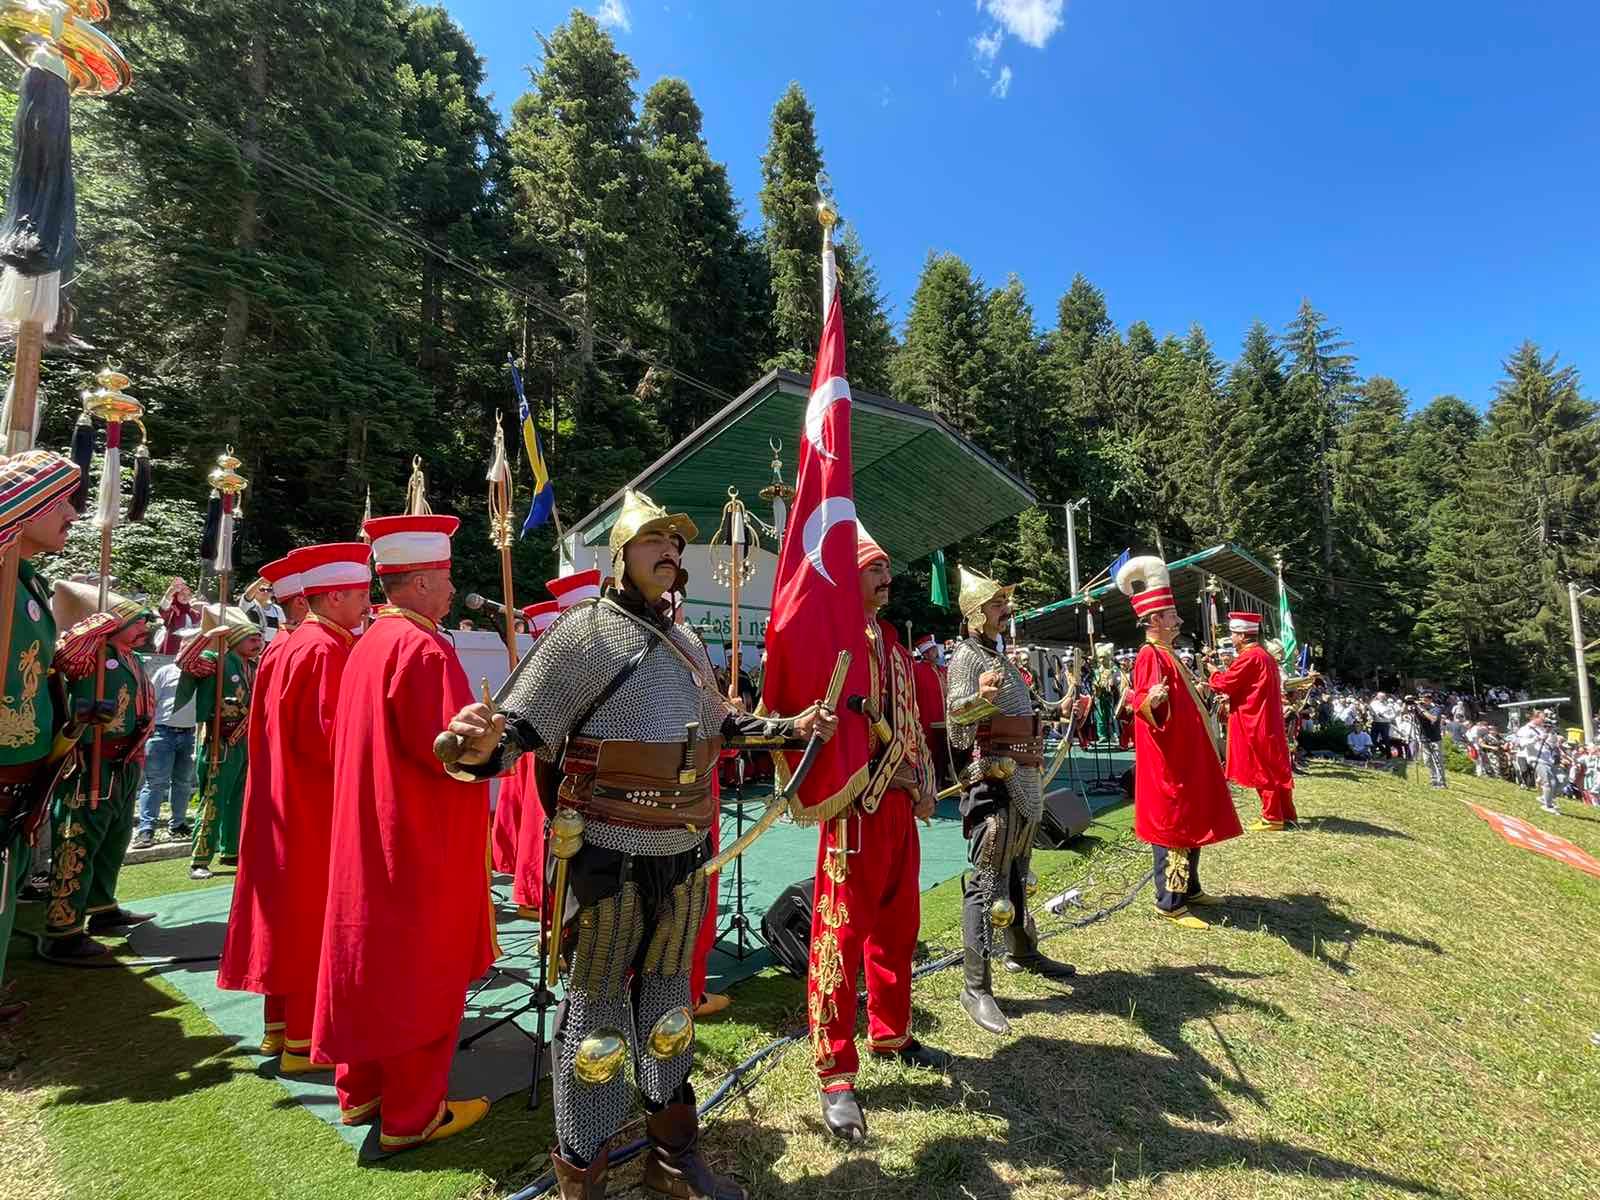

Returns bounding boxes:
[1569,581,1594,743]
[1063,499,1091,647]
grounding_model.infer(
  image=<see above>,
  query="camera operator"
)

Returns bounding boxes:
[1518,710,1565,816]
[1407,693,1447,789]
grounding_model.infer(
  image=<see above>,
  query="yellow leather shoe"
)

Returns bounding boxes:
[279,1051,335,1075]
[1159,909,1209,930]
[341,1098,380,1127]
[694,992,732,1018]
[423,1097,490,1144]
[259,1030,285,1055]
[1249,819,1287,832]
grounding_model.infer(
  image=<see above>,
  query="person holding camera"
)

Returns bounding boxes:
[1409,694,1447,789]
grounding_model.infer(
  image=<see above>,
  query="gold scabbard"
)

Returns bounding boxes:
[543,807,585,990]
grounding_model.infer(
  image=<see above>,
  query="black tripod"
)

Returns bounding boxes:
[715,756,767,961]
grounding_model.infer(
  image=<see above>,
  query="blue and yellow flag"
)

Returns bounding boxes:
[510,357,554,536]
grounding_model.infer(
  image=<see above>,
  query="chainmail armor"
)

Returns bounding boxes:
[498,598,728,857]
[947,636,1042,822]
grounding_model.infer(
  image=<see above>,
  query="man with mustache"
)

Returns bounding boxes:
[803,527,951,1144]
[445,489,836,1200]
[946,566,1076,1036]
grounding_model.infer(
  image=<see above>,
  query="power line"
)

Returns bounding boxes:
[132,83,741,412]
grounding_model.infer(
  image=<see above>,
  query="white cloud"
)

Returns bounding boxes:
[982,0,1064,50]
[971,26,1002,64]
[991,64,1013,99]
[596,0,631,33]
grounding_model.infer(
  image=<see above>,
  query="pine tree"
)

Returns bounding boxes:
[891,252,988,436]
[758,83,896,391]
[978,275,1047,481]
[640,77,769,440]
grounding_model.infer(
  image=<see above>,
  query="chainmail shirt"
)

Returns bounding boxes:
[947,635,1042,823]
[498,598,729,856]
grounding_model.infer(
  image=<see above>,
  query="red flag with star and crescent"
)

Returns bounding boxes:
[762,237,872,817]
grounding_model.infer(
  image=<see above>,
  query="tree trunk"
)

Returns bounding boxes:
[219,31,267,443]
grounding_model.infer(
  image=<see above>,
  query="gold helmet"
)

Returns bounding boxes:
[957,564,1015,627]
[606,489,698,582]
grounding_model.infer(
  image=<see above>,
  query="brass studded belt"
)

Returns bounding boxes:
[559,735,725,830]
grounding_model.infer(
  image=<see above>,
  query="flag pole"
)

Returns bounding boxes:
[713,488,754,704]
[206,451,248,779]
[487,417,518,672]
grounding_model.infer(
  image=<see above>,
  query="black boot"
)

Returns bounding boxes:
[819,1087,867,1144]
[40,932,112,961]
[550,1145,609,1199]
[888,1038,953,1072]
[87,907,154,933]
[1001,920,1076,979]
[959,881,1009,1034]
[960,948,1010,1034]
[642,1100,747,1198]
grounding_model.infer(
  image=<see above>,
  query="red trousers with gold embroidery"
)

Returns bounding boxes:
[806,789,920,1091]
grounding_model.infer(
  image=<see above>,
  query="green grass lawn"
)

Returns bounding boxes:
[5,764,1600,1199]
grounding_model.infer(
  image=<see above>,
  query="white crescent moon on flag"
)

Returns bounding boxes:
[805,375,849,459]
[800,495,857,586]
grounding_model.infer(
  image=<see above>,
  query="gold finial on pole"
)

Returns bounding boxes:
[486,416,517,671]
[404,454,432,516]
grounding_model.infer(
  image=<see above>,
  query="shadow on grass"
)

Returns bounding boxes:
[718,1031,1440,1198]
[1219,892,1445,974]
[1296,814,1416,841]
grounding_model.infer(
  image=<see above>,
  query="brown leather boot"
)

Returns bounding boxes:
[641,1103,747,1199]
[550,1146,609,1199]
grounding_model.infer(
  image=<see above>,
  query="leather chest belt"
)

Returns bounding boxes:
[559,735,725,829]
[980,714,1044,768]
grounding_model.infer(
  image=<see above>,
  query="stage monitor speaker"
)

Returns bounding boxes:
[1035,787,1093,849]
[760,877,814,978]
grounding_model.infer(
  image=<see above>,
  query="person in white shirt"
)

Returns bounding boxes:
[132,653,201,846]
[1347,728,1374,760]
[1518,712,1563,814]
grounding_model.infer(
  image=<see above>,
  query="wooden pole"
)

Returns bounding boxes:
[0,320,45,704]
[727,498,743,703]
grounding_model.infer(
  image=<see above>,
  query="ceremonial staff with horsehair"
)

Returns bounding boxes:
[709,486,757,704]
[0,0,131,694]
[68,367,151,813]
[486,418,518,672]
[202,450,247,778]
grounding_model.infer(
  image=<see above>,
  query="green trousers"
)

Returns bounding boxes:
[1093,695,1119,743]
[1,833,31,986]
[46,760,140,937]
[191,740,246,868]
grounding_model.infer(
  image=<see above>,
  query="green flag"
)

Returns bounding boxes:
[930,548,950,610]
[1277,563,1298,666]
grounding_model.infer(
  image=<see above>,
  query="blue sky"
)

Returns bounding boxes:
[445,0,1600,410]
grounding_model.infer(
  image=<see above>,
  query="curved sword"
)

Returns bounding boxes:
[697,649,851,879]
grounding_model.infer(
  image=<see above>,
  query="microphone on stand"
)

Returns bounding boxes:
[464,592,507,616]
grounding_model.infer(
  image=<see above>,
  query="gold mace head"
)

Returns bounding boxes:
[573,1029,629,1085]
[1024,870,1039,899]
[989,897,1016,929]
[549,808,585,860]
[80,364,141,422]
[207,447,248,496]
[646,1007,694,1061]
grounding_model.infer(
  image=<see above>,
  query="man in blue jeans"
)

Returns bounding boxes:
[133,653,199,847]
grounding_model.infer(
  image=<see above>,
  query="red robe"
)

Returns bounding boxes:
[490,770,522,875]
[312,609,493,1066]
[219,618,353,997]
[1208,644,1294,791]
[1128,641,1241,849]
[508,755,545,914]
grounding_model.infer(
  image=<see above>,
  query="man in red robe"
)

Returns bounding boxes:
[254,554,309,663]
[219,543,371,1067]
[804,527,949,1143]
[312,516,492,1158]
[1208,610,1297,831]
[1117,556,1242,929]
[491,599,559,913]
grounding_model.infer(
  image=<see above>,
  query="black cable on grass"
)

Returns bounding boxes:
[502,855,1154,1200]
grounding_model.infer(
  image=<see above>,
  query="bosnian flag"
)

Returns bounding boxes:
[761,229,872,816]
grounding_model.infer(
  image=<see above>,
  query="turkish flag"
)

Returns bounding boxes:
[763,269,872,816]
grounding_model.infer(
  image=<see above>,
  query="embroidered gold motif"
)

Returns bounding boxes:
[1164,852,1190,897]
[808,891,850,1071]
[111,684,129,732]
[47,816,88,930]
[0,640,44,748]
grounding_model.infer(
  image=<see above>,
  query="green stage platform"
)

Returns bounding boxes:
[125,751,1131,1145]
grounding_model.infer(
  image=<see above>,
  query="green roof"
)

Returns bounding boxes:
[1015,542,1303,647]
[570,370,1034,565]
